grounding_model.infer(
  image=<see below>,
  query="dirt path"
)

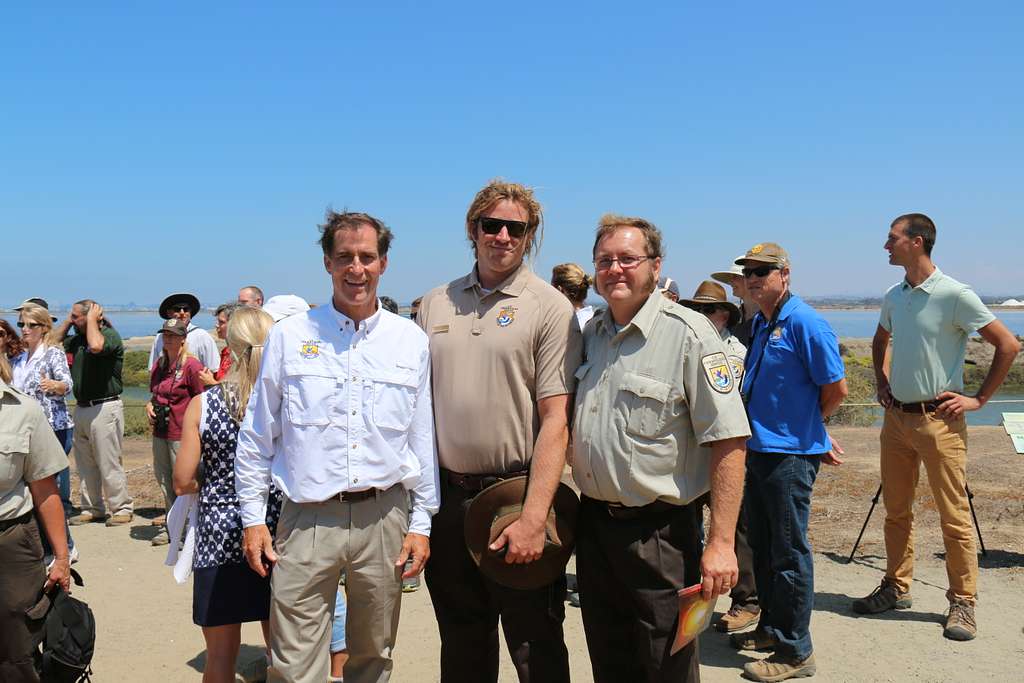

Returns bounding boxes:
[67,427,1023,681]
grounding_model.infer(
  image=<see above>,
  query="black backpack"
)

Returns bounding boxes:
[36,569,95,682]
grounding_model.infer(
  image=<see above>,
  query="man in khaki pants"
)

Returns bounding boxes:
[852,213,1020,640]
[236,211,438,683]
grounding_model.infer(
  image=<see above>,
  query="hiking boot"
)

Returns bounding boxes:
[729,627,778,652]
[105,512,134,526]
[69,511,105,526]
[743,653,816,681]
[943,599,977,641]
[151,514,167,527]
[151,529,170,546]
[852,580,912,614]
[716,604,761,633]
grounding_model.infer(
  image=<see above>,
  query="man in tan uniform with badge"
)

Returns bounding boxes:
[417,179,582,683]
[572,215,751,682]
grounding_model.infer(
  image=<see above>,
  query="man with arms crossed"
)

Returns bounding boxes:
[572,217,750,682]
[852,213,1020,640]
[732,243,847,682]
[235,211,438,683]
[58,300,134,526]
[418,180,582,683]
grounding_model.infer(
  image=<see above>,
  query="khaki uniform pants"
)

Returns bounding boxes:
[880,407,977,601]
[151,437,179,512]
[72,400,133,516]
[269,485,408,683]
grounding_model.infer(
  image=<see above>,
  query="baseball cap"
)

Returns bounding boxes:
[658,276,680,298]
[157,318,188,336]
[735,243,790,267]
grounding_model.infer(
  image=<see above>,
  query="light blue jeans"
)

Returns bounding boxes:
[331,587,347,653]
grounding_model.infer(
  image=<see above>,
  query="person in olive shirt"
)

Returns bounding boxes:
[58,299,134,526]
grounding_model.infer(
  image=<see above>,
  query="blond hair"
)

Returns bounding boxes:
[551,263,593,305]
[222,307,274,423]
[158,337,192,371]
[465,179,544,259]
[19,303,61,348]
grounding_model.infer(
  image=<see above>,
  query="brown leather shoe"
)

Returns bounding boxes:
[716,604,761,633]
[852,580,912,614]
[743,653,816,681]
[729,628,778,652]
[68,511,106,526]
[105,512,134,526]
[943,599,976,641]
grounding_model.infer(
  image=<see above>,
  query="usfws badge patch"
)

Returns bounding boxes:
[701,352,734,393]
[300,340,321,359]
[728,355,745,383]
[496,306,517,327]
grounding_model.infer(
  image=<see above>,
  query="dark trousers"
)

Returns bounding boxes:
[745,451,820,660]
[0,514,47,683]
[576,496,702,683]
[695,493,758,609]
[424,478,569,683]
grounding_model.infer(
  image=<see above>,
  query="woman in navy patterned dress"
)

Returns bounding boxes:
[173,307,280,682]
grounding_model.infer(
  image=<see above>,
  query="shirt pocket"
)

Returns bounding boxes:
[617,372,672,438]
[0,431,30,490]
[283,371,337,426]
[370,368,418,432]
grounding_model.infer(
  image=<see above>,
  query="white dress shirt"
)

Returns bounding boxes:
[148,322,220,370]
[234,302,439,535]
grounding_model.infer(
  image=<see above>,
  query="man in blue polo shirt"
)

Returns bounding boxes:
[729,243,847,682]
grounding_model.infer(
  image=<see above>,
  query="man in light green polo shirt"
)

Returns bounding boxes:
[852,213,1021,642]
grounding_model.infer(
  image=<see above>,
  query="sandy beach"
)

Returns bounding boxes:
[63,425,1022,682]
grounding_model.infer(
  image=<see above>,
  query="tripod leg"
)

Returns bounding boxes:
[847,484,884,564]
[965,484,987,557]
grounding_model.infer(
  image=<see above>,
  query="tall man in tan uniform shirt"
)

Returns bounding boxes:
[418,180,582,683]
[572,216,750,683]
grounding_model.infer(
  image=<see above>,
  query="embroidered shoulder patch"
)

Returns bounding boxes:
[728,355,745,383]
[701,352,734,394]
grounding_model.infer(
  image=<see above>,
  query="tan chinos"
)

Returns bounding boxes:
[268,484,408,683]
[73,399,133,516]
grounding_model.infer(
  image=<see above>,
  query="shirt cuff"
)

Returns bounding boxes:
[240,500,269,528]
[409,507,433,537]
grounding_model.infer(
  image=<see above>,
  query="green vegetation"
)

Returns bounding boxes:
[965,363,1024,394]
[123,403,150,437]
[123,350,149,387]
[830,355,879,426]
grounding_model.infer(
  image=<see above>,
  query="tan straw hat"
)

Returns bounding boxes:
[679,281,741,328]
[710,258,745,285]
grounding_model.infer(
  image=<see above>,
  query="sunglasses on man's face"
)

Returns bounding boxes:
[742,265,780,279]
[690,304,721,316]
[169,305,191,314]
[17,322,44,329]
[478,216,529,239]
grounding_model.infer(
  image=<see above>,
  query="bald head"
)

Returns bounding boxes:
[238,286,264,308]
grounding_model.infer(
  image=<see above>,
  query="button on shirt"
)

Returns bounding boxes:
[148,322,220,371]
[572,293,751,507]
[234,303,439,535]
[880,268,996,403]
[742,294,845,454]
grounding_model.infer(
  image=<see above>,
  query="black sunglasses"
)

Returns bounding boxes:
[742,264,780,278]
[168,305,191,313]
[691,303,720,315]
[17,322,44,329]
[478,216,529,239]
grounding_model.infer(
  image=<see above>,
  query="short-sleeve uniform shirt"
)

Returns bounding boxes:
[419,264,583,474]
[0,382,68,520]
[742,294,845,454]
[572,293,751,507]
[879,268,996,403]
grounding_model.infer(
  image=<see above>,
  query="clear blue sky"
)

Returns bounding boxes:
[3,2,1022,308]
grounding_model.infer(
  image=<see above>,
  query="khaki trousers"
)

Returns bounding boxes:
[269,485,408,683]
[880,407,977,601]
[151,437,180,512]
[72,399,133,516]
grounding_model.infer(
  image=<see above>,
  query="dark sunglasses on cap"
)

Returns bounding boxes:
[17,322,45,329]
[742,264,780,278]
[478,216,529,239]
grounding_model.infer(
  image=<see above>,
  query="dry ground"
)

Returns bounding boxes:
[65,426,1023,682]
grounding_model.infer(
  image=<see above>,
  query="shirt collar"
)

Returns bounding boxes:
[327,299,384,336]
[901,267,943,293]
[597,290,663,339]
[463,262,531,297]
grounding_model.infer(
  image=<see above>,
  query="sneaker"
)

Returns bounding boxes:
[68,511,105,526]
[729,627,779,652]
[716,604,761,633]
[943,599,977,641]
[105,512,134,526]
[852,580,912,614]
[743,653,816,681]
[151,529,170,546]
[69,545,79,564]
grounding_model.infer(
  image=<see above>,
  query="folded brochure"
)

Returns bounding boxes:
[672,583,720,654]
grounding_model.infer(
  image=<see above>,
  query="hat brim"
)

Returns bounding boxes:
[464,477,579,591]
[159,293,201,319]
[710,271,739,284]
[680,298,742,328]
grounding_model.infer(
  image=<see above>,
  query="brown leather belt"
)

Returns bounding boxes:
[585,495,682,521]
[336,488,383,503]
[892,399,940,413]
[443,469,526,493]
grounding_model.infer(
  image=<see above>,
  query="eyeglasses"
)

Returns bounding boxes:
[169,305,191,313]
[478,217,529,239]
[742,265,780,278]
[689,303,720,315]
[594,255,650,271]
[17,322,44,329]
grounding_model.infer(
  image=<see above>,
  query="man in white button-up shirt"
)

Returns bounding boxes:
[235,211,438,683]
